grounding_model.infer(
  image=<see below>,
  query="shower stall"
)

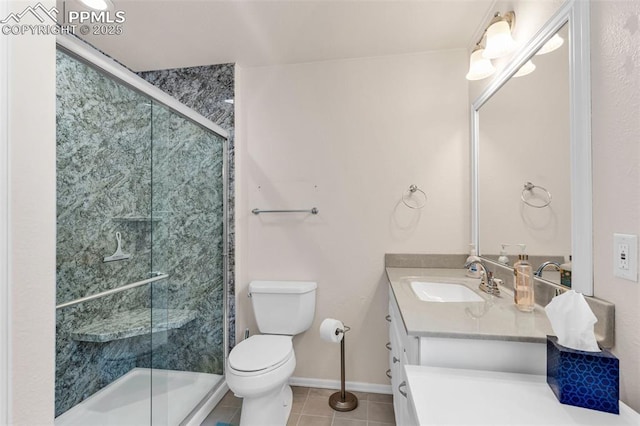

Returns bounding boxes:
[54,36,229,425]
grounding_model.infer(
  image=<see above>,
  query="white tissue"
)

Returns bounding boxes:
[319,318,344,343]
[545,290,600,352]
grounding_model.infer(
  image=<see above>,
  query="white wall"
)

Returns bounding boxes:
[0,1,8,422]
[591,0,640,412]
[4,1,57,423]
[236,50,470,384]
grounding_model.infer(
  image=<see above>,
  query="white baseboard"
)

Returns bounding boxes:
[184,381,229,426]
[289,377,391,395]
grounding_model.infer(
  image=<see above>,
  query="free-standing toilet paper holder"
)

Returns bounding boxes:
[329,325,358,411]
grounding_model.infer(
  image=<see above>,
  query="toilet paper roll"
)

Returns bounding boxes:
[320,318,344,343]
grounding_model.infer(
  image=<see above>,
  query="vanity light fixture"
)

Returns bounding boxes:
[79,0,111,11]
[536,33,564,55]
[483,12,517,59]
[513,60,536,78]
[465,46,496,80]
[465,11,516,81]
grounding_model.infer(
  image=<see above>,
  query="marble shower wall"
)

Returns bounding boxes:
[56,50,226,416]
[137,64,236,349]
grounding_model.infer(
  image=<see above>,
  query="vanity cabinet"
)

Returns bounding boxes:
[387,282,547,425]
[387,289,419,426]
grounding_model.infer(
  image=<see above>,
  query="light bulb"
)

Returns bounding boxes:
[537,34,564,55]
[513,60,536,78]
[79,0,109,10]
[483,20,516,59]
[466,48,496,81]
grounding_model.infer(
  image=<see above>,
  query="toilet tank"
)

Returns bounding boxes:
[249,281,317,335]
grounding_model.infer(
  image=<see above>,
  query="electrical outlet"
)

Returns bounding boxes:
[614,233,638,281]
[618,243,629,270]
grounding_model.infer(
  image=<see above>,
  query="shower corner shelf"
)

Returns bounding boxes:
[111,216,163,223]
[70,309,198,343]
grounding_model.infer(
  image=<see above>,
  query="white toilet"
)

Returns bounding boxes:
[226,280,317,426]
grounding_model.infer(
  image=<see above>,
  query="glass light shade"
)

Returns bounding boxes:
[466,48,496,80]
[537,34,564,55]
[513,60,536,78]
[80,0,108,10]
[483,20,517,59]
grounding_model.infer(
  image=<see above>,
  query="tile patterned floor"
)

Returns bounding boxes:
[201,386,395,426]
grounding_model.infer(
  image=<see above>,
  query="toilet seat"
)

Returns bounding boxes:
[229,335,293,374]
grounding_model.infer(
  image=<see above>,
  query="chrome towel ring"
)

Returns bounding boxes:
[402,184,427,209]
[521,182,552,208]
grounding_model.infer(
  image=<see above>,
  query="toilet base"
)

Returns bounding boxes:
[239,384,293,426]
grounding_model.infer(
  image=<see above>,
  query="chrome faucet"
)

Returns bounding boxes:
[464,259,501,296]
[534,261,561,278]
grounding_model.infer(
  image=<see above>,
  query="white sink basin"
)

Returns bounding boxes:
[410,281,483,303]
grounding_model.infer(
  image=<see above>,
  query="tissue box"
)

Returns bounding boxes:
[547,336,619,414]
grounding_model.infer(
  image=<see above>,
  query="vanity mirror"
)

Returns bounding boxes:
[479,24,570,285]
[471,0,593,295]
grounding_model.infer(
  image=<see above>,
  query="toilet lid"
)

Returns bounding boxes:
[229,335,293,372]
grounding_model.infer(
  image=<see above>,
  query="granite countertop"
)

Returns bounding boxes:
[386,267,554,343]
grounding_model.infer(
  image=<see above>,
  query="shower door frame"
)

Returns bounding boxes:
[55,34,230,424]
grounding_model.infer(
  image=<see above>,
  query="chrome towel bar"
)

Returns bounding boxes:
[56,273,169,310]
[252,208,318,215]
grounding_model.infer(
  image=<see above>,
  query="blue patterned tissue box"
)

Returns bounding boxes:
[547,336,619,414]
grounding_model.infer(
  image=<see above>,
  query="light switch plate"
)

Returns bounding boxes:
[613,233,638,281]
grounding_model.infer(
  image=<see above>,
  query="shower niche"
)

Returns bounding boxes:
[55,42,228,425]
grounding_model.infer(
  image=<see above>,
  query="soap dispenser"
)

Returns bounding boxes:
[560,255,572,288]
[466,244,482,278]
[498,244,510,265]
[514,253,534,312]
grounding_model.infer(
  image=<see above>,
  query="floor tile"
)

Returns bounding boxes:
[308,387,336,398]
[229,409,241,425]
[302,396,335,417]
[334,400,367,421]
[205,386,396,426]
[218,391,243,407]
[297,414,333,426]
[200,405,238,426]
[366,393,393,404]
[292,395,306,414]
[332,418,366,426]
[287,413,300,426]
[367,402,395,424]
[350,391,368,401]
[292,386,311,397]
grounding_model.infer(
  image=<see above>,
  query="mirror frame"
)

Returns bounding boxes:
[471,0,592,295]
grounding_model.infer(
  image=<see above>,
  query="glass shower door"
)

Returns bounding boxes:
[150,102,226,424]
[56,45,227,426]
[55,49,158,424]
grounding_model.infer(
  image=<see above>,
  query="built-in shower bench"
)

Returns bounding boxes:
[70,309,197,343]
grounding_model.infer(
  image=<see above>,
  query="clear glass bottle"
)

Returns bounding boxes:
[514,254,534,312]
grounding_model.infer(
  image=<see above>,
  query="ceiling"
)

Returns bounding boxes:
[69,0,496,72]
